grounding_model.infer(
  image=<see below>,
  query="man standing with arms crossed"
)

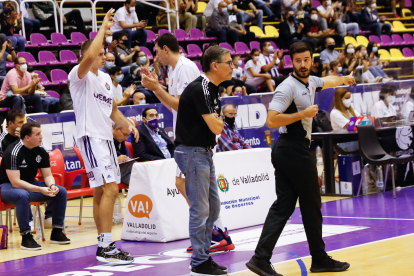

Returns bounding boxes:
[246,42,355,276]
[68,9,139,264]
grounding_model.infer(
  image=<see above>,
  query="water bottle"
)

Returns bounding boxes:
[321,170,326,194]
[362,169,369,195]
[376,166,384,191]
[316,146,324,176]
[113,196,123,225]
[32,207,42,240]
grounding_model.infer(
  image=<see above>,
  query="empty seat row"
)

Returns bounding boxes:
[28,32,88,47]
[16,51,78,66]
[378,48,414,62]
[34,69,68,86]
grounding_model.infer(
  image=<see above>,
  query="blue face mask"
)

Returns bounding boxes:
[221,8,227,13]
[3,7,11,15]
[105,61,115,69]
[115,75,124,82]
[139,56,147,64]
[237,60,242,66]
[139,100,146,105]
[146,118,159,129]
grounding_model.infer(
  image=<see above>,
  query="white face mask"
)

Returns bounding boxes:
[387,95,396,105]
[253,56,260,62]
[347,48,355,54]
[19,64,27,72]
[228,4,233,10]
[337,2,342,8]
[337,67,342,73]
[221,7,227,13]
[311,14,318,21]
[105,36,112,44]
[326,0,331,5]
[371,3,376,9]
[267,46,274,53]
[372,46,378,52]
[342,98,352,108]
[129,6,136,12]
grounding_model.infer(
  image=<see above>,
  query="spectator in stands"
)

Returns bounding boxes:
[58,80,73,111]
[367,41,393,82]
[28,69,59,113]
[109,66,136,106]
[116,33,140,66]
[371,84,397,118]
[310,56,326,77]
[219,86,228,97]
[337,1,359,38]
[348,45,370,83]
[360,0,392,38]
[206,1,239,45]
[226,0,256,45]
[0,109,24,156]
[252,0,279,21]
[15,1,41,40]
[320,37,338,70]
[158,0,197,33]
[329,60,342,76]
[185,0,206,30]
[204,0,221,23]
[110,0,148,48]
[217,104,251,151]
[132,107,175,161]
[132,91,146,105]
[112,124,135,185]
[339,43,356,75]
[402,87,414,118]
[0,1,25,52]
[0,37,16,86]
[229,84,248,96]
[0,57,43,113]
[0,122,70,250]
[244,49,275,92]
[103,29,118,55]
[317,0,345,38]
[233,0,264,30]
[33,0,85,35]
[304,8,335,51]
[153,58,168,90]
[260,41,287,87]
[100,52,116,74]
[128,54,158,103]
[220,55,257,95]
[279,9,314,50]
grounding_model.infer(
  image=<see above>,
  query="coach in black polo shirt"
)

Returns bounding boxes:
[0,109,25,156]
[0,122,70,250]
[174,45,233,276]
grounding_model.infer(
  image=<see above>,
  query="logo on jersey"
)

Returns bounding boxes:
[36,155,42,163]
[105,83,110,90]
[22,159,26,164]
[94,92,112,104]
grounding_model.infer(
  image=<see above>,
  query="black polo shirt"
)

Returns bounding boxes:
[175,75,221,147]
[0,140,50,184]
[235,0,253,10]
[0,132,19,156]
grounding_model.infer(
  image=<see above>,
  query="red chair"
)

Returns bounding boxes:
[125,141,134,158]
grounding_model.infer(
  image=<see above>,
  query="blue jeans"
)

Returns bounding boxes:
[206,28,239,45]
[113,28,148,48]
[369,66,387,78]
[344,22,359,37]
[41,97,60,113]
[237,10,263,30]
[364,22,391,37]
[174,145,220,267]
[23,18,41,39]
[254,1,275,17]
[6,35,25,53]
[0,93,43,113]
[0,181,67,234]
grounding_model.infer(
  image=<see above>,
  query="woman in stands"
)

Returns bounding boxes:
[329,60,342,76]
[330,87,360,152]
[339,43,356,75]
[367,41,393,82]
[0,1,25,52]
[402,87,414,118]
[244,49,275,92]
[371,84,397,118]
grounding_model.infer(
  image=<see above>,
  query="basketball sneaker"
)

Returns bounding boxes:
[187,226,228,253]
[21,233,42,251]
[310,255,350,272]
[96,242,134,264]
[217,227,235,251]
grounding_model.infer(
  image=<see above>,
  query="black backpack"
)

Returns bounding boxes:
[312,110,333,133]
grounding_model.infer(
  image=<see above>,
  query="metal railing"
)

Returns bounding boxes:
[60,0,95,34]
[21,0,58,38]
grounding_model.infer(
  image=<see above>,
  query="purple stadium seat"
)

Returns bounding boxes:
[140,46,154,60]
[403,34,414,45]
[71,32,88,46]
[359,30,371,34]
[0,107,11,114]
[51,33,74,47]
[391,34,405,46]
[203,43,210,50]
[313,0,321,7]
[60,50,78,64]
[402,48,414,57]
[189,28,211,41]
[147,30,157,43]
[30,33,50,47]
[250,41,261,52]
[45,91,60,98]
[6,61,14,68]
[187,44,202,58]
[283,55,293,69]
[158,29,171,36]
[174,29,190,41]
[89,32,97,40]
[39,51,62,65]
[234,42,250,55]
[369,35,382,45]
[34,70,52,86]
[17,52,38,66]
[51,69,68,85]
[219,43,236,55]
[179,46,187,57]
[381,35,393,46]
[194,61,203,72]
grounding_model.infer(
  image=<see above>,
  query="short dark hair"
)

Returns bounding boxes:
[379,84,398,100]
[80,39,94,57]
[289,42,313,60]
[311,7,318,13]
[27,66,34,73]
[202,45,231,73]
[260,41,270,52]
[14,57,23,65]
[109,66,122,76]
[355,45,365,53]
[6,109,25,125]
[365,0,374,6]
[154,33,180,54]
[125,0,135,4]
[142,107,157,118]
[116,32,128,41]
[20,122,41,140]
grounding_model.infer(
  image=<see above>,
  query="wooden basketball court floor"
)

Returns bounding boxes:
[1,187,414,276]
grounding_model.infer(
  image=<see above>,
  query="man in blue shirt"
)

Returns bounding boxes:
[132,107,175,161]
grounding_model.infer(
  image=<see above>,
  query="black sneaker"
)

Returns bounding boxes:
[21,233,42,251]
[191,258,228,275]
[50,228,71,244]
[96,243,134,264]
[107,241,131,257]
[310,255,350,273]
[209,257,227,272]
[246,256,282,276]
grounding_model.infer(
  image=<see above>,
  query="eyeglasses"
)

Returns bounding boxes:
[217,61,234,67]
[119,130,130,138]
[226,113,237,117]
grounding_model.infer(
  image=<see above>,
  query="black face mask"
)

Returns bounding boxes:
[224,116,235,126]
[327,45,335,51]
[287,16,294,22]
[121,39,129,45]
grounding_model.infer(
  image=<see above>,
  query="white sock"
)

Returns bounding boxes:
[98,233,113,248]
[214,216,225,231]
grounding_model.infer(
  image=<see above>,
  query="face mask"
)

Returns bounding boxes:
[287,16,294,22]
[105,61,115,69]
[3,7,10,15]
[371,3,376,9]
[19,64,27,72]
[253,56,260,62]
[347,48,355,54]
[237,60,242,66]
[363,50,367,55]
[105,36,112,44]
[387,95,396,105]
[327,45,335,51]
[146,118,158,129]
[129,6,136,12]
[372,47,378,52]
[234,93,242,97]
[326,0,331,5]
[267,46,274,53]
[115,75,124,82]
[122,39,129,45]
[224,116,235,126]
[139,56,147,64]
[337,67,342,73]
[139,99,146,105]
[228,4,233,10]
[342,98,352,108]
[221,8,227,13]
[311,14,318,21]
[337,2,342,8]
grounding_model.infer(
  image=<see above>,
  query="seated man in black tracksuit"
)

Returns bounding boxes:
[132,107,175,161]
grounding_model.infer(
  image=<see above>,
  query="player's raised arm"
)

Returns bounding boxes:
[78,9,117,79]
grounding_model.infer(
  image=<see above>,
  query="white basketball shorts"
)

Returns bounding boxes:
[77,136,121,188]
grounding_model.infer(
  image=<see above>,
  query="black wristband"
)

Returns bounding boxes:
[50,184,56,189]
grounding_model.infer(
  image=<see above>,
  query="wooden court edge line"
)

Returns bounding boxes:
[322,215,414,220]
[229,232,414,275]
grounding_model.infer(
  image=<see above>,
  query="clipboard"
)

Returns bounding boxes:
[119,157,140,165]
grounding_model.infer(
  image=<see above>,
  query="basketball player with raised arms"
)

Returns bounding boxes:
[68,9,139,264]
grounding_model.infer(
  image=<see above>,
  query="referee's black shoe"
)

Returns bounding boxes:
[246,256,283,276]
[310,255,350,273]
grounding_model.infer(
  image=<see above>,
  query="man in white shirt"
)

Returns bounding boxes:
[371,84,397,118]
[109,66,135,106]
[259,41,287,87]
[204,0,222,24]
[110,0,148,49]
[317,0,345,37]
[68,9,139,264]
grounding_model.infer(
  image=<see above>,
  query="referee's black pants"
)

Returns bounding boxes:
[254,134,326,262]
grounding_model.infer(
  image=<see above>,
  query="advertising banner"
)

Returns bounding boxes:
[121,148,276,242]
